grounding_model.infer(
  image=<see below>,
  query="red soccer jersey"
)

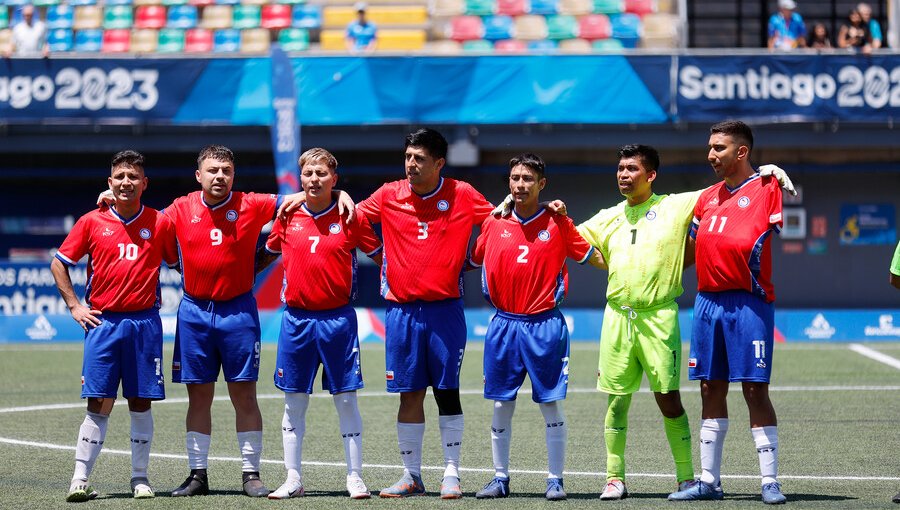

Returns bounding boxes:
[55,205,177,312]
[472,209,594,315]
[690,174,783,302]
[357,177,494,303]
[165,191,279,301]
[265,201,383,310]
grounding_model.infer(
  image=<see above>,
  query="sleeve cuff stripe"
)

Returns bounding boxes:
[577,246,594,265]
[55,252,77,266]
[265,246,281,255]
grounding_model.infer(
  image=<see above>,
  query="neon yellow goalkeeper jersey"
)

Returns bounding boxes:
[577,191,701,309]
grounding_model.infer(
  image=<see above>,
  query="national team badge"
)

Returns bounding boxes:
[139,228,151,239]
[688,358,697,368]
[437,200,450,211]
[329,223,342,234]
[538,230,551,241]
[385,371,394,381]
[738,196,751,208]
[226,210,238,221]
[645,210,657,220]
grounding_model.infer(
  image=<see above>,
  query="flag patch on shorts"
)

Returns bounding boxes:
[172,361,181,371]
[277,368,283,378]
[385,371,394,381]
[81,376,84,386]
[688,358,697,368]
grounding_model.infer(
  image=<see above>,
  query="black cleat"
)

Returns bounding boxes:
[171,470,209,497]
[242,471,270,497]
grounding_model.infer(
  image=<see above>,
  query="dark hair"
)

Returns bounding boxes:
[197,145,234,167]
[710,120,754,152]
[111,149,145,170]
[405,128,448,160]
[509,152,546,180]
[617,144,660,173]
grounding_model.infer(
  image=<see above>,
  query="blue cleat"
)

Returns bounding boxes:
[761,482,786,505]
[475,477,510,499]
[545,478,566,501]
[379,473,426,498]
[667,480,724,501]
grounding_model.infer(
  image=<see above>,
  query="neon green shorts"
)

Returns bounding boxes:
[597,301,681,395]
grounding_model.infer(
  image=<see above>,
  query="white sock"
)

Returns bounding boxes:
[186,431,211,470]
[699,418,729,485]
[283,393,309,481]
[539,401,567,479]
[73,412,109,481]
[237,430,263,473]
[439,414,464,479]
[490,400,516,479]
[333,392,363,476]
[751,426,779,485]
[397,422,425,477]
[129,410,153,479]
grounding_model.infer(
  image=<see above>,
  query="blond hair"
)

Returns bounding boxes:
[299,148,338,171]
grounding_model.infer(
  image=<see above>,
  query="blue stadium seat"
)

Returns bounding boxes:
[527,39,557,51]
[45,4,73,29]
[528,0,557,15]
[215,0,241,6]
[213,27,240,51]
[68,0,97,6]
[291,4,320,29]
[104,0,133,6]
[167,5,198,28]
[47,28,72,50]
[610,12,640,47]
[74,28,102,51]
[6,0,30,8]
[482,15,512,41]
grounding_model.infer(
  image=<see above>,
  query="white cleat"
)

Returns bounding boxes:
[131,477,154,499]
[347,474,371,499]
[267,479,304,500]
[599,479,628,500]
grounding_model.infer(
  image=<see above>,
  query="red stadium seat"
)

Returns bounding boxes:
[184,27,213,51]
[188,0,213,6]
[101,28,130,51]
[495,0,525,16]
[624,0,653,16]
[261,4,291,29]
[135,5,167,28]
[494,38,526,52]
[449,15,483,41]
[578,13,610,39]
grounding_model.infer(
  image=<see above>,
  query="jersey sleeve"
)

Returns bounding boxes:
[266,216,286,254]
[689,190,709,240]
[670,190,704,225]
[249,192,281,224]
[561,216,594,264]
[353,215,383,257]
[357,186,384,224]
[55,215,90,266]
[468,185,495,224]
[764,177,784,231]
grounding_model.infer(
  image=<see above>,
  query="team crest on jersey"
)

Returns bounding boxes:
[645,210,657,221]
[738,196,751,208]
[139,228,151,239]
[538,230,551,241]
[226,210,239,221]
[329,223,341,234]
[437,200,450,211]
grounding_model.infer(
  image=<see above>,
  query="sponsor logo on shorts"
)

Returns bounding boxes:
[756,360,767,368]
[139,228,151,239]
[329,223,341,234]
[738,196,751,208]
[385,370,394,381]
[688,358,697,368]
[538,230,551,241]
[645,210,657,220]
[437,200,450,211]
[226,210,238,222]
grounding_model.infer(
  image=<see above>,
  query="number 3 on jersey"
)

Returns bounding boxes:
[417,221,428,240]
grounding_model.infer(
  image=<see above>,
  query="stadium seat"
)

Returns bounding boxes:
[577,13,610,40]
[277,26,308,50]
[494,0,525,16]
[558,36,589,51]
[448,15,482,41]
[47,28,73,50]
[592,0,621,14]
[430,0,463,17]
[167,5,197,28]
[545,14,577,39]
[131,27,159,51]
[73,6,102,30]
[157,27,185,51]
[640,11,676,47]
[184,27,213,51]
[482,14,512,40]
[240,27,269,52]
[462,38,492,51]
[0,8,8,30]
[0,28,11,54]
[74,28,103,50]
[291,5,321,29]
[374,28,426,50]
[429,39,462,53]
[215,0,241,6]
[513,14,546,40]
[135,6,167,28]
[557,0,590,16]
[68,0,97,5]
[526,38,556,50]
[101,28,130,51]
[33,0,59,7]
[103,5,133,29]
[623,0,653,16]
[494,37,525,51]
[201,5,232,29]
[464,0,494,16]
[656,0,673,13]
[317,29,343,50]
[105,0,133,6]
[232,5,260,29]
[134,0,162,6]
[610,12,639,47]
[528,0,557,15]
[188,0,214,6]
[261,4,291,29]
[242,0,268,6]
[275,0,305,5]
[46,5,73,29]
[591,36,622,49]
[213,27,240,51]
[162,0,187,6]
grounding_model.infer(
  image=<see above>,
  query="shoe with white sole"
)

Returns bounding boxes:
[267,479,304,500]
[347,474,371,499]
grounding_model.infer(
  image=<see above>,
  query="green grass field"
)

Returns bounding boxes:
[1,341,899,509]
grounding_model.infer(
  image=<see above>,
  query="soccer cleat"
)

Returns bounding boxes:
[475,476,510,499]
[378,472,426,498]
[346,474,370,499]
[130,477,154,499]
[171,470,209,497]
[677,479,697,492]
[599,479,628,500]
[667,479,724,501]
[440,476,463,499]
[545,477,566,501]
[267,479,304,499]
[242,471,270,497]
[893,490,900,504]
[66,480,98,502]
[761,482,787,505]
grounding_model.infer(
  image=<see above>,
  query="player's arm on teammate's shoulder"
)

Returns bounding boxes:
[683,235,696,269]
[542,199,567,216]
[757,164,797,196]
[586,249,608,270]
[277,189,356,221]
[255,245,280,275]
[50,258,102,331]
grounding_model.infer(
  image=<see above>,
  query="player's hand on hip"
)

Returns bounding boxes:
[96,189,115,207]
[543,199,567,216]
[71,305,103,332]
[278,191,306,219]
[491,194,514,217]
[758,164,797,196]
[335,189,356,222]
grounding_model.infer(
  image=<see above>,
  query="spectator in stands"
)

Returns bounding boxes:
[767,0,807,50]
[856,3,883,49]
[808,23,832,49]
[7,4,48,57]
[345,3,377,54]
[838,9,874,54]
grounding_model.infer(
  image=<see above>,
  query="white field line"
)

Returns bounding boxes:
[849,343,900,370]
[0,436,897,482]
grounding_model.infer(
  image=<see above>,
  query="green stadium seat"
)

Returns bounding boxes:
[276,0,305,5]
[157,27,185,51]
[103,5,133,29]
[33,0,60,7]
[592,0,621,14]
[277,27,308,51]
[464,0,494,16]
[232,5,260,29]
[0,8,8,29]
[462,39,493,51]
[591,37,623,50]
[546,14,577,40]
[162,0,188,6]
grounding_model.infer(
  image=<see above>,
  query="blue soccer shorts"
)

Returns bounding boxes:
[484,308,570,403]
[172,292,261,384]
[81,308,165,400]
[274,304,364,394]
[384,298,466,393]
[689,290,775,383]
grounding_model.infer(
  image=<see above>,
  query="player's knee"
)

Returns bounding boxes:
[433,388,462,416]
[741,383,771,407]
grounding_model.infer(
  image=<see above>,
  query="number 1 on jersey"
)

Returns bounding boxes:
[707,216,728,233]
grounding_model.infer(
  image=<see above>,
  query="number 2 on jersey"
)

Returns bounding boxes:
[517,245,529,263]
